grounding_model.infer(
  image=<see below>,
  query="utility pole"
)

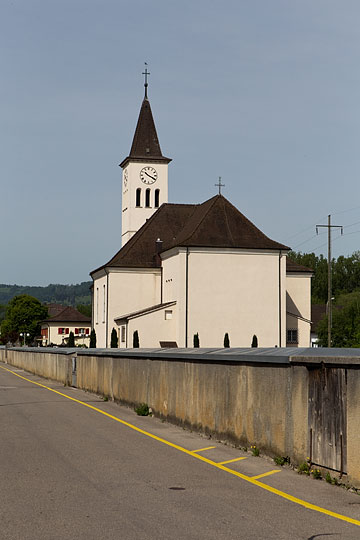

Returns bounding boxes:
[316,215,343,347]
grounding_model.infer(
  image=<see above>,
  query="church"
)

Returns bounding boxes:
[90,79,312,349]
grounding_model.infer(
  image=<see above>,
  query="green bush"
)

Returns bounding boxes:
[90,328,97,348]
[111,327,118,348]
[135,403,150,416]
[193,332,200,348]
[224,333,230,347]
[133,330,139,348]
[68,331,75,347]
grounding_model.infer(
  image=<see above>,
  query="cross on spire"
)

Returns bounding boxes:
[142,63,150,98]
[215,177,225,195]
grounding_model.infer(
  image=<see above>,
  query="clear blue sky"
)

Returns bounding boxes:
[2,0,360,286]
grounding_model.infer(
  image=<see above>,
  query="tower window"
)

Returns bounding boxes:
[155,189,160,208]
[136,188,141,207]
[145,188,151,208]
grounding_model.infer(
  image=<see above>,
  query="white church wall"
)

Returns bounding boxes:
[286,313,310,347]
[126,305,177,348]
[92,268,161,347]
[286,273,312,321]
[172,248,286,348]
[286,273,312,347]
[92,272,108,348]
[107,269,161,346]
[162,248,187,347]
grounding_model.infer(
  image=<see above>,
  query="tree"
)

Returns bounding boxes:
[193,332,200,348]
[68,331,75,347]
[0,294,48,345]
[76,304,92,318]
[0,304,6,324]
[133,330,139,348]
[90,328,97,348]
[317,292,360,347]
[111,327,118,348]
[224,333,230,347]
[251,334,258,348]
[289,250,360,303]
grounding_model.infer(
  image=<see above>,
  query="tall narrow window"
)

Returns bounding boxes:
[155,189,160,208]
[145,188,151,208]
[103,284,106,323]
[96,287,99,324]
[136,188,141,207]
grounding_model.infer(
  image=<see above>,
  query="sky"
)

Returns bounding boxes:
[2,0,360,286]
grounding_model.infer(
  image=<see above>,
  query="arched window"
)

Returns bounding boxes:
[136,188,141,207]
[155,189,160,208]
[145,188,151,208]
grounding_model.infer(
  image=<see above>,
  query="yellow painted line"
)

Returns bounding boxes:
[192,446,216,453]
[251,470,281,480]
[1,364,360,529]
[218,457,248,465]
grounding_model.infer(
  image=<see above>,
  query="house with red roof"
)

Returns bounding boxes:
[40,306,91,347]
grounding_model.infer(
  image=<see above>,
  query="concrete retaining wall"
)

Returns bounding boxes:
[77,355,308,463]
[1,346,360,488]
[0,347,72,386]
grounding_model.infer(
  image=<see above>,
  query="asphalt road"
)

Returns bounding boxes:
[1,362,360,540]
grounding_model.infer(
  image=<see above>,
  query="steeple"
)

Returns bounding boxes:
[129,98,167,159]
[120,72,171,246]
[120,75,171,168]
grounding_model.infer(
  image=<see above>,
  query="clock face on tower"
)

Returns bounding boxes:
[140,166,158,185]
[123,168,128,187]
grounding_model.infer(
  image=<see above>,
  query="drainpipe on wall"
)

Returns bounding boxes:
[279,250,282,347]
[105,269,109,348]
[185,248,189,347]
[91,283,94,335]
[155,238,163,304]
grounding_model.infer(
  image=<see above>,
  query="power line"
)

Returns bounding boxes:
[292,233,320,250]
[332,205,360,217]
[343,229,360,237]
[309,231,343,254]
[343,219,360,230]
[284,215,328,242]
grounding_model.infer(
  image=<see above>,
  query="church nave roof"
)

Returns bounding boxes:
[91,195,290,275]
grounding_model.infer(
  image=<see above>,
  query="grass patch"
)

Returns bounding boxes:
[135,403,150,416]
[274,456,290,466]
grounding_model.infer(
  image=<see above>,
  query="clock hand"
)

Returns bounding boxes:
[145,171,155,180]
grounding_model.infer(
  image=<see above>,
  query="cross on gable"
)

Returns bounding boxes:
[215,177,225,195]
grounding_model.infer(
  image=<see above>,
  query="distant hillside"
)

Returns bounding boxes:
[0,282,92,306]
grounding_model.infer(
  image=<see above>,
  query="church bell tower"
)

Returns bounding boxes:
[119,69,171,246]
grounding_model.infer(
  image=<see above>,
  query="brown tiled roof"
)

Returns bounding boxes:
[91,195,290,275]
[44,306,91,323]
[45,303,66,317]
[92,203,195,272]
[120,97,171,167]
[286,258,313,273]
[167,195,289,250]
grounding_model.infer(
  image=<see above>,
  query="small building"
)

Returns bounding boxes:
[40,306,91,347]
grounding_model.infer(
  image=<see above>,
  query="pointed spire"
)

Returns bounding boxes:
[119,73,171,167]
[129,98,164,158]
